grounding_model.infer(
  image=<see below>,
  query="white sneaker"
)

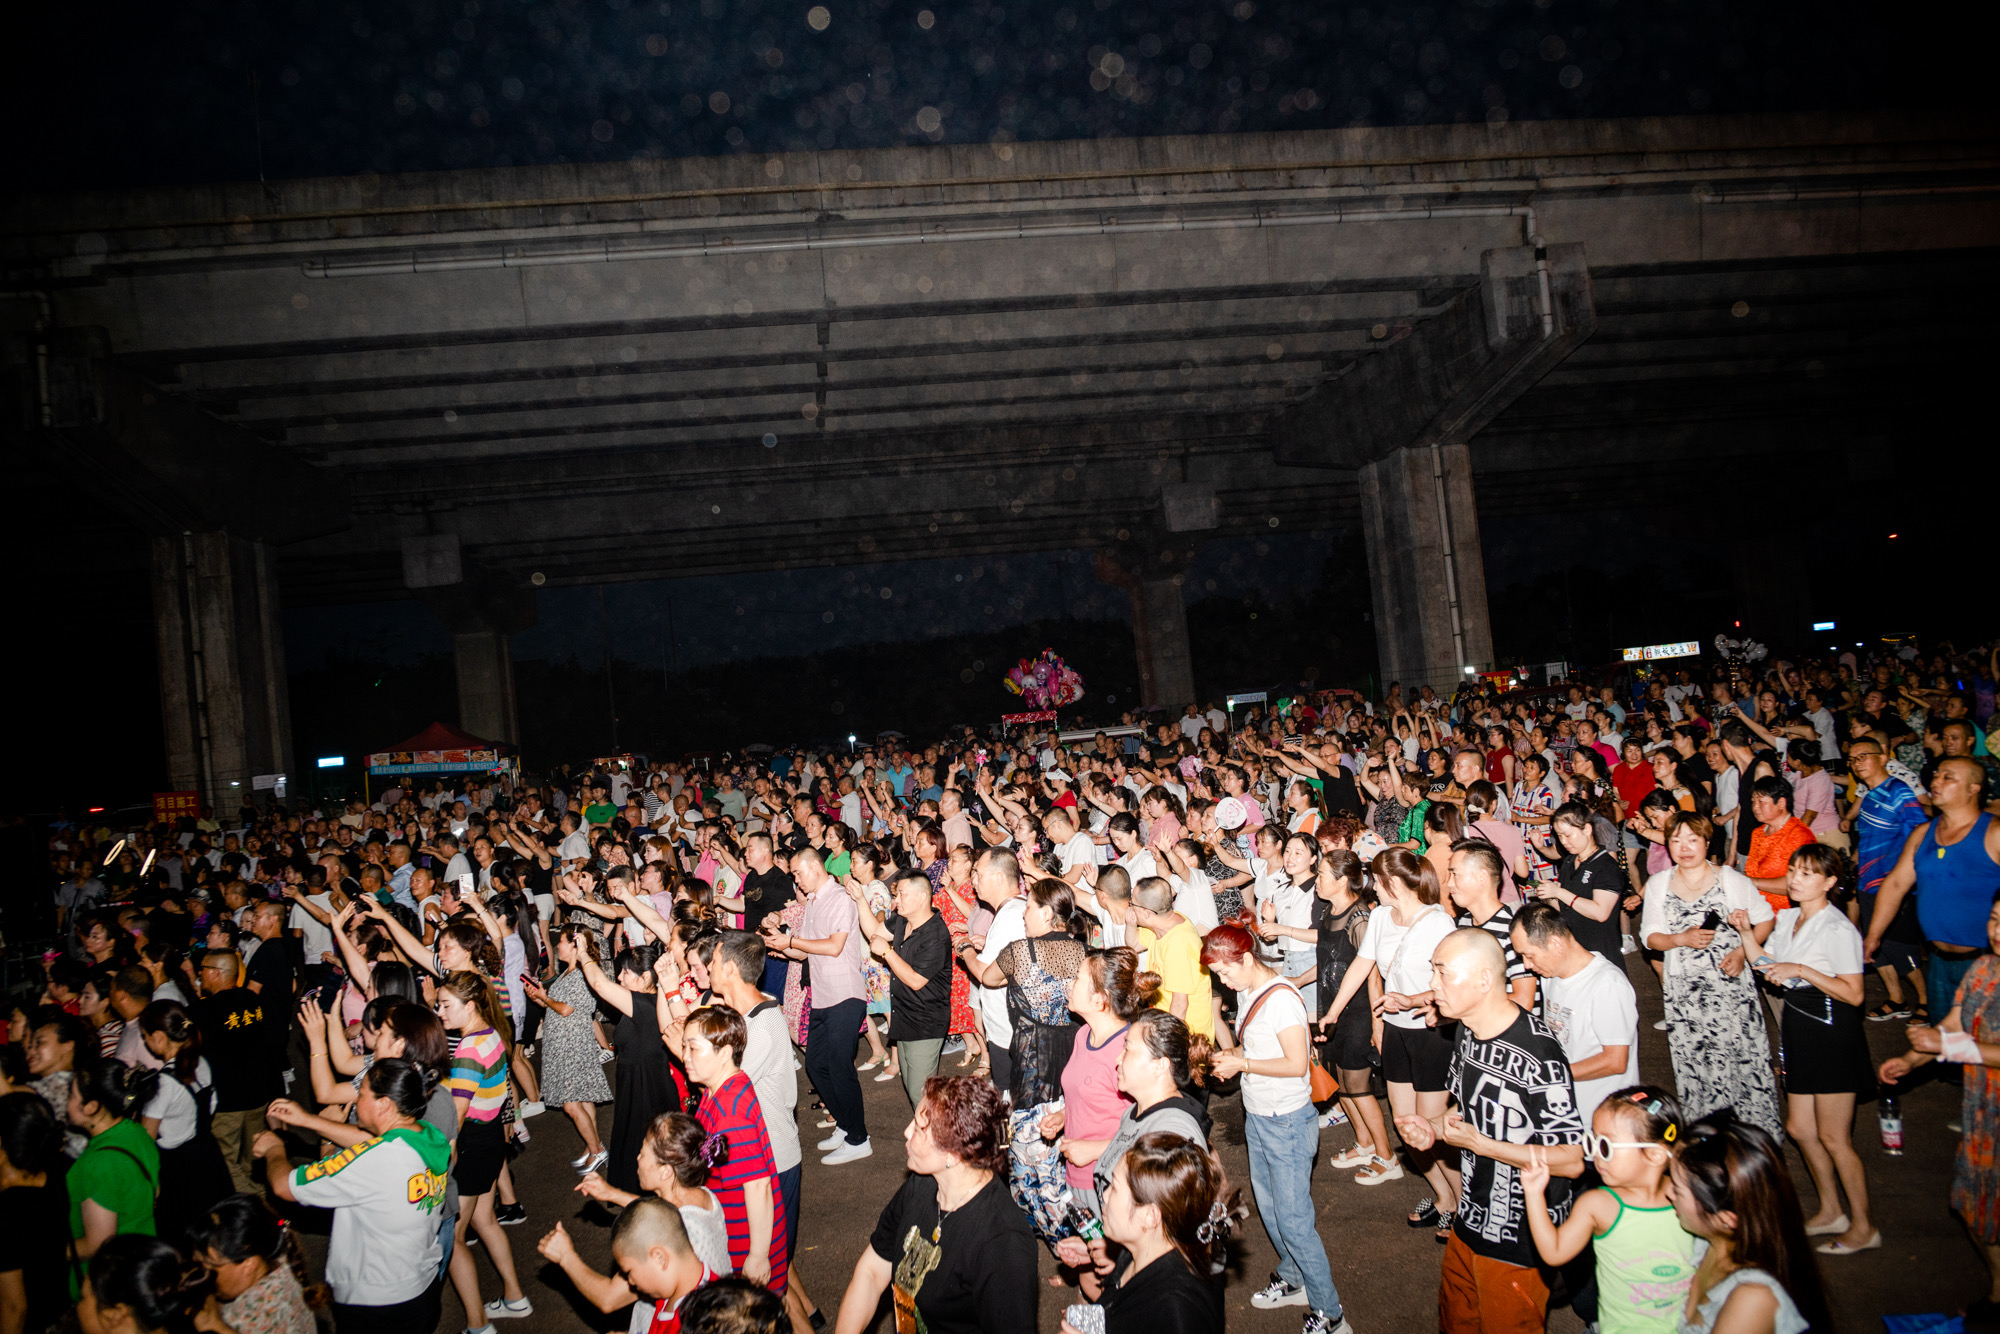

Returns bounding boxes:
[518,1101,546,1119]
[1653,1018,1670,1031]
[598,1048,615,1064]
[822,1138,874,1165]
[484,1297,534,1320]
[512,1120,531,1143]
[1251,1278,1308,1309]
[1621,934,1639,955]
[817,1131,846,1152]
[1317,1107,1348,1128]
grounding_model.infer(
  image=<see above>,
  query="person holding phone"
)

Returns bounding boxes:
[1640,812,1781,1139]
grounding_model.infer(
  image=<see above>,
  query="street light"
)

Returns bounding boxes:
[848,733,857,753]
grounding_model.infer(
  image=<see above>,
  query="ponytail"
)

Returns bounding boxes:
[86,1236,214,1334]
[363,1056,440,1119]
[73,1055,159,1121]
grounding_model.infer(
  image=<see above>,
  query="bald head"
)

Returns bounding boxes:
[1436,926,1506,982]
[1431,927,1512,1028]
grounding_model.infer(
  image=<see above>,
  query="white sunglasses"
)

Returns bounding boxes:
[1582,1134,1657,1162]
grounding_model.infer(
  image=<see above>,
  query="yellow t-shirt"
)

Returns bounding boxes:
[1136,918,1213,1037]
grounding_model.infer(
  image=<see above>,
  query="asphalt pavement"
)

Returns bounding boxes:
[291,961,1981,1333]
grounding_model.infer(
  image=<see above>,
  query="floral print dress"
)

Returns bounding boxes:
[1658,882,1783,1139]
[1954,956,2000,1241]
[931,884,978,1036]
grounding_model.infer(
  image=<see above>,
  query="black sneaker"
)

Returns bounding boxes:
[495,1203,527,1226]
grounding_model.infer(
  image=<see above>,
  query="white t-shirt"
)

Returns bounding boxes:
[977,898,1030,1047]
[1180,715,1205,740]
[742,1001,802,1171]
[1541,956,1638,1125]
[1358,905,1458,1029]
[1765,906,1865,984]
[1205,708,1227,734]
[290,893,336,968]
[288,1132,446,1305]
[1238,979,1312,1116]
[1119,849,1160,885]
[1266,875,1317,951]
[1058,833,1097,885]
[1173,871,1219,933]
[142,1059,214,1149]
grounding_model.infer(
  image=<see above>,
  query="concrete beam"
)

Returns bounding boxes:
[35,350,348,543]
[1271,243,1596,468]
[150,531,294,811]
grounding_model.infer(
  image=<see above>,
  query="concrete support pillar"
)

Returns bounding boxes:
[454,629,520,747]
[1131,575,1197,710]
[403,533,533,748]
[151,531,295,812]
[1356,442,1495,694]
[1729,531,1813,655]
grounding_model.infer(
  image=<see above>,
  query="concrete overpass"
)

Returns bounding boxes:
[5,110,1997,806]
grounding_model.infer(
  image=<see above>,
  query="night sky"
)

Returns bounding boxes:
[9,0,1956,191]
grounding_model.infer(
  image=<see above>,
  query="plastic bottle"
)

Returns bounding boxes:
[1878,1093,1904,1156]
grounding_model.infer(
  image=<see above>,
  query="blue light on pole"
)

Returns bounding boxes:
[1812,621,1835,631]
[317,756,345,769]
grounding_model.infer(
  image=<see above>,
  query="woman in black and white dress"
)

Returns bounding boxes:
[1639,811,1781,1140]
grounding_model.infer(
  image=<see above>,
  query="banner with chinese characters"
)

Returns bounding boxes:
[367,748,514,776]
[154,791,201,821]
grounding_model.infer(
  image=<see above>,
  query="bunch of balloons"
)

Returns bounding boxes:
[1002,648,1085,711]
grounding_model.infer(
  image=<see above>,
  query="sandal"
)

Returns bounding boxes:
[1435,1209,1455,1243]
[1329,1145,1374,1170]
[1406,1197,1439,1227]
[1354,1155,1403,1185]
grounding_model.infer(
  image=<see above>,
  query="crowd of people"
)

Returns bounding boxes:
[9,637,2000,1334]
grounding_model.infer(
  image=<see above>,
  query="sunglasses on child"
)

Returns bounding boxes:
[1582,1134,1656,1162]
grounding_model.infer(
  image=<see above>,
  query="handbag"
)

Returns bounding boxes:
[1238,982,1340,1104]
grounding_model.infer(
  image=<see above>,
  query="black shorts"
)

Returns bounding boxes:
[1380,1022,1453,1093]
[454,1115,507,1197]
[1320,1006,1376,1074]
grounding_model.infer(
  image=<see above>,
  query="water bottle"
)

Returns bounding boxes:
[1878,1093,1904,1156]
[1059,1188,1104,1241]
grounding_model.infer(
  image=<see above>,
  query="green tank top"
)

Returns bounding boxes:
[1595,1188,1698,1334]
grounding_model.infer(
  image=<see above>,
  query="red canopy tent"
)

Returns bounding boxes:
[367,722,517,778]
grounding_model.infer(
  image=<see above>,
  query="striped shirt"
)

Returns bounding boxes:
[694,1070,789,1294]
[445,1027,509,1122]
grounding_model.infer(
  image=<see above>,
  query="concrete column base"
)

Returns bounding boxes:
[151,531,295,813]
[1357,442,1495,695]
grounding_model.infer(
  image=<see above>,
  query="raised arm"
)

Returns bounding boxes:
[578,955,636,1018]
[358,897,440,977]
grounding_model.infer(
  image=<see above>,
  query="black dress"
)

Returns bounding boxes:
[606,989,686,1193]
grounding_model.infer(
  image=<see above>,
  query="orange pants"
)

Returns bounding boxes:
[1438,1231,1551,1334]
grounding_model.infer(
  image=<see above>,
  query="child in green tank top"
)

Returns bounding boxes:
[1520,1085,1698,1334]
